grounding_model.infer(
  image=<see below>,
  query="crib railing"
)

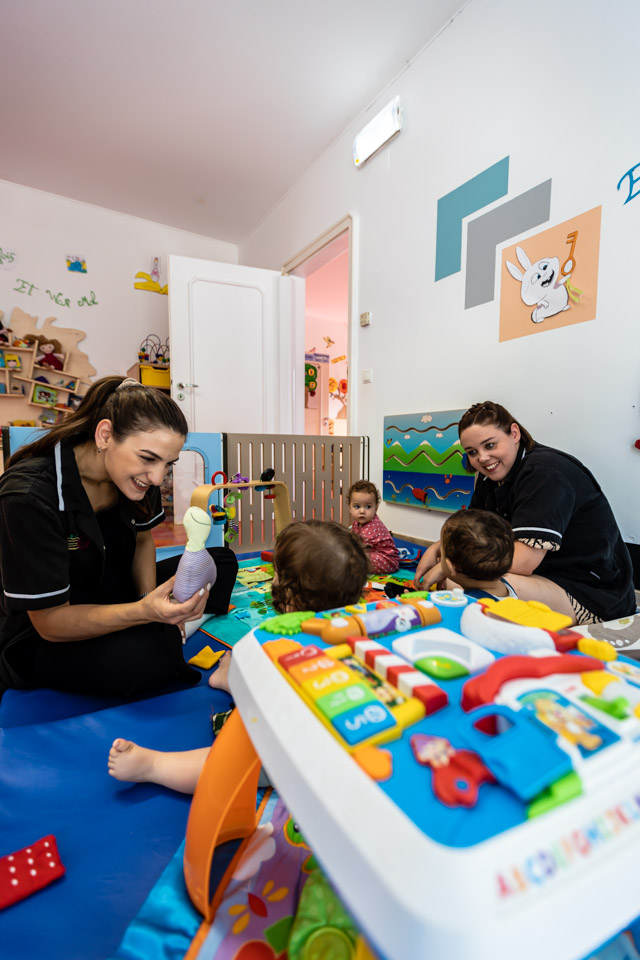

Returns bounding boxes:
[220,432,369,553]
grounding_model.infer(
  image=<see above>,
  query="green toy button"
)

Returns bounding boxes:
[527,771,583,819]
[303,926,354,960]
[414,655,469,680]
[581,694,630,720]
[315,682,376,720]
[261,611,316,635]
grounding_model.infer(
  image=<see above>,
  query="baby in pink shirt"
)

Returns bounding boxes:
[348,480,400,575]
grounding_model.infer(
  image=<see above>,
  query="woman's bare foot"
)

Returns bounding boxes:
[208,651,232,693]
[108,738,158,783]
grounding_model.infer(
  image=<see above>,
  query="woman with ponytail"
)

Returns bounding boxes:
[0,376,237,697]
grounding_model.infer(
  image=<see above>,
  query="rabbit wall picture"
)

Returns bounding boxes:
[505,246,571,324]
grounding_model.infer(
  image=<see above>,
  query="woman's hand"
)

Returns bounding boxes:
[139,576,211,627]
[413,542,443,590]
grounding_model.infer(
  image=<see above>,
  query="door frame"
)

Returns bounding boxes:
[282,215,357,435]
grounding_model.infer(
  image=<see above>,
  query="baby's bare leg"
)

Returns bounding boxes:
[108,739,211,794]
[208,651,232,692]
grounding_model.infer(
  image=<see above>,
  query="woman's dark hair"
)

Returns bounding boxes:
[7,376,188,468]
[458,401,535,457]
[346,479,380,506]
[271,519,369,613]
[441,508,514,581]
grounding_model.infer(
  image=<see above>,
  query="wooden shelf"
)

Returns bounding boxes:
[23,378,84,396]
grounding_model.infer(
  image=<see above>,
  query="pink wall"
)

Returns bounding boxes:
[304,251,348,428]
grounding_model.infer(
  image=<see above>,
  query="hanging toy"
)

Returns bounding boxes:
[173,506,217,602]
[223,491,241,543]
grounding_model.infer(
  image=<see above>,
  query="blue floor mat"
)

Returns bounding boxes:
[0,636,233,960]
[0,541,418,960]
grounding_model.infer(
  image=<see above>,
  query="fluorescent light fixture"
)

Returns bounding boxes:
[353,96,402,167]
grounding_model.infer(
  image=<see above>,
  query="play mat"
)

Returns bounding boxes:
[3,550,636,960]
[0,555,415,960]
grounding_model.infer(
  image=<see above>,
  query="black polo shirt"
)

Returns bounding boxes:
[470,441,635,621]
[0,440,164,685]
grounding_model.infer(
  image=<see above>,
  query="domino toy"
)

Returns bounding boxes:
[221,594,640,960]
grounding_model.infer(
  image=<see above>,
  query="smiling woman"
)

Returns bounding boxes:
[414,401,635,626]
[0,376,238,698]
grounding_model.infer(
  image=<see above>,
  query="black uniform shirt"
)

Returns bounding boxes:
[470,441,635,621]
[0,439,164,686]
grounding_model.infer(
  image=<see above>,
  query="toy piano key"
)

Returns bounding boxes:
[410,734,495,808]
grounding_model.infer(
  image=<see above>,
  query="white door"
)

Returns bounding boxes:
[168,256,305,434]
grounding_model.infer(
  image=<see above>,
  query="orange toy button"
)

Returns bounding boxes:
[353,744,393,781]
[263,638,302,662]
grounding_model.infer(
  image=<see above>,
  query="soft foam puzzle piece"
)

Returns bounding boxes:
[188,646,225,669]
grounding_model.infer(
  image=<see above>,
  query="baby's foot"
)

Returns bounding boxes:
[108,738,157,783]
[208,651,232,693]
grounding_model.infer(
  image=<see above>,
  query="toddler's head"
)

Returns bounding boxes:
[271,519,369,613]
[440,509,513,584]
[347,480,380,527]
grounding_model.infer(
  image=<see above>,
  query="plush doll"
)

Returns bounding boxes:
[35,338,64,371]
[173,506,217,603]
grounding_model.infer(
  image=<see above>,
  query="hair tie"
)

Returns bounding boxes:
[117,378,141,391]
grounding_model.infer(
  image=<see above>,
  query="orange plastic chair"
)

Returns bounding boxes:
[183,708,262,921]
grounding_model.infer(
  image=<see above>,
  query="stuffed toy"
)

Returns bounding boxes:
[173,506,217,603]
[35,337,64,371]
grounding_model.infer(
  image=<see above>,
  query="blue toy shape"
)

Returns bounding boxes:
[457,703,573,802]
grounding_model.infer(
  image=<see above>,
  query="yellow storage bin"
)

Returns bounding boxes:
[139,365,170,389]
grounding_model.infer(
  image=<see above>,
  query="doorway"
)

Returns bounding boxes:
[283,216,352,437]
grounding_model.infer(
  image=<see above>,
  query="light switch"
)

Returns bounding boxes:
[360,312,371,327]
[362,369,373,383]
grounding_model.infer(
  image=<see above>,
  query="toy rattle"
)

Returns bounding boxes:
[300,598,442,646]
[173,506,217,603]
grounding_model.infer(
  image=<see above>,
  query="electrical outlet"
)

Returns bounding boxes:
[362,368,373,383]
[360,312,371,327]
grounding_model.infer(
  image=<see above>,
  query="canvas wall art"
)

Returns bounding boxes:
[383,409,475,512]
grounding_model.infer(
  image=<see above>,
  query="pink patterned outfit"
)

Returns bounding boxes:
[351,515,400,574]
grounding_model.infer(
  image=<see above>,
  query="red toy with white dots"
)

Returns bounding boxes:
[0,835,65,910]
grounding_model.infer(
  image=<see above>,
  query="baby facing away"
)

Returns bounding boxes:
[108,518,370,792]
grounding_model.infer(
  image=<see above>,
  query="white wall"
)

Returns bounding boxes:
[240,0,640,545]
[0,180,237,380]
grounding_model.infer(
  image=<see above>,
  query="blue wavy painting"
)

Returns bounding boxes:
[383,409,475,513]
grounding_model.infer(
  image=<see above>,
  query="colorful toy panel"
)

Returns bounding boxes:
[229,594,640,960]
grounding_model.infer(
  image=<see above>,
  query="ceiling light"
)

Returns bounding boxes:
[353,96,402,168]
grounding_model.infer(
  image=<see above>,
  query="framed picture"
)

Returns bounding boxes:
[32,384,58,405]
[4,353,22,370]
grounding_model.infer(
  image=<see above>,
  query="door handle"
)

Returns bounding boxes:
[177,382,199,389]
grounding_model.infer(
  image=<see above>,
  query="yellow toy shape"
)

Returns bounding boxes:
[478,598,572,632]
